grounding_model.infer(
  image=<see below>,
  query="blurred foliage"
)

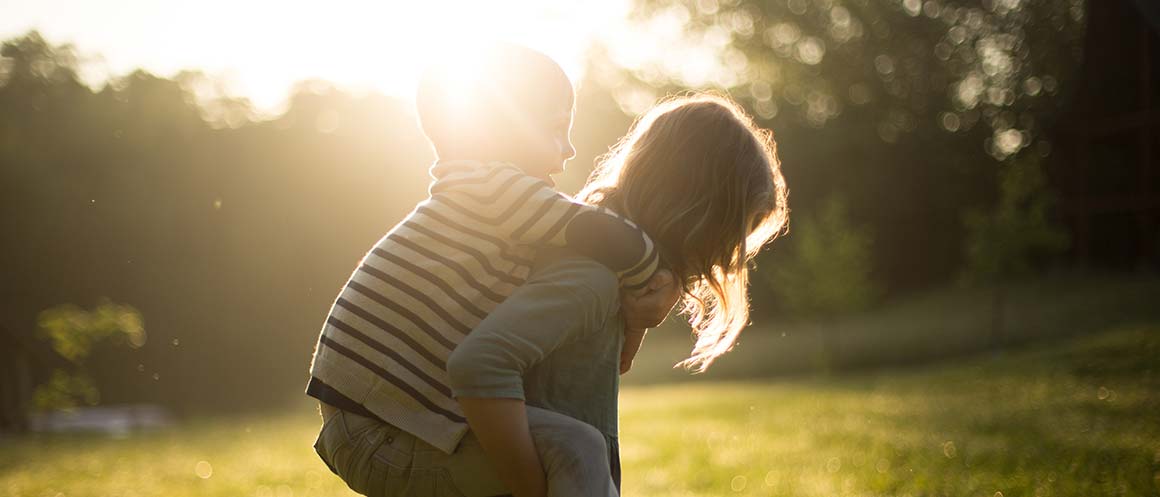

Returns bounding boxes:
[38,300,146,362]
[609,0,1085,158]
[962,153,1070,283]
[596,0,1086,291]
[33,370,100,411]
[961,152,1069,346]
[0,30,435,413]
[0,10,1093,411]
[768,195,878,316]
[33,300,144,410]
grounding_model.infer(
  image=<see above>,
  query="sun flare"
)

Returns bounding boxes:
[0,0,632,114]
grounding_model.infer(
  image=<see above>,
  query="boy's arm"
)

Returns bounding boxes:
[435,163,661,289]
[562,208,660,290]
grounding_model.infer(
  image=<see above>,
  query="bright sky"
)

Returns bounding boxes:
[0,0,634,113]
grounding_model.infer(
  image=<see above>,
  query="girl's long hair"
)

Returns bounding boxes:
[579,93,788,372]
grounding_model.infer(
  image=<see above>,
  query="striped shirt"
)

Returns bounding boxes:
[306,160,659,454]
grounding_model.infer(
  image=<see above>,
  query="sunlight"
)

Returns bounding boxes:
[419,44,492,117]
[215,0,616,113]
[0,0,632,114]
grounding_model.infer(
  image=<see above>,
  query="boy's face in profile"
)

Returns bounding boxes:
[418,45,578,186]
[515,91,576,188]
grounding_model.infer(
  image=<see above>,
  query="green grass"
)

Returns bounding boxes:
[626,272,1160,384]
[619,323,1160,496]
[2,322,1159,496]
[0,410,353,497]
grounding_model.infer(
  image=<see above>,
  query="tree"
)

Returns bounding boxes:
[589,0,1088,291]
[33,300,145,410]
[604,0,1086,156]
[0,30,436,413]
[768,194,878,370]
[962,152,1068,346]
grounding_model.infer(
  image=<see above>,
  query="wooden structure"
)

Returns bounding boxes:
[1051,0,1160,268]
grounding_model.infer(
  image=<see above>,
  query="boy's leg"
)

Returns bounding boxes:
[313,407,409,496]
[315,406,512,497]
[524,406,619,497]
[434,406,618,497]
[315,405,614,497]
[415,431,511,497]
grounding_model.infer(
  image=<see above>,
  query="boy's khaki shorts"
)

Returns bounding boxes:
[314,405,511,497]
[313,403,618,497]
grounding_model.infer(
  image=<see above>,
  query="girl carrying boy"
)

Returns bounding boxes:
[308,43,787,497]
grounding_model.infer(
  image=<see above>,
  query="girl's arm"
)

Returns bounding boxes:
[619,269,681,374]
[457,398,546,497]
[619,329,648,374]
[446,254,618,497]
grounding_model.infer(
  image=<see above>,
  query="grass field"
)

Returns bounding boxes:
[624,272,1160,384]
[619,324,1160,496]
[2,320,1157,497]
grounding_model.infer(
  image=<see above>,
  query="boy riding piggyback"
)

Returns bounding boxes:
[307,43,679,497]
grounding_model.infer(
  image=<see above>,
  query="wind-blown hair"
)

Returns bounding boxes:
[579,93,788,372]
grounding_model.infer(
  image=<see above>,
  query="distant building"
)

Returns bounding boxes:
[29,404,173,437]
[1050,0,1160,269]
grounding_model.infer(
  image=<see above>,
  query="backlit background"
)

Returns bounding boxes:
[2,0,1158,495]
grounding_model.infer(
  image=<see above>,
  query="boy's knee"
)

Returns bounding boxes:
[535,419,607,469]
[569,422,608,459]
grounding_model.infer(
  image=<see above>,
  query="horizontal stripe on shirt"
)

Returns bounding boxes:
[307,160,660,454]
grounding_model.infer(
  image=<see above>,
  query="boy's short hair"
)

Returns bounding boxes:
[416,43,573,159]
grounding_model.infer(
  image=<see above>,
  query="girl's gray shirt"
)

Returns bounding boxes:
[445,248,624,468]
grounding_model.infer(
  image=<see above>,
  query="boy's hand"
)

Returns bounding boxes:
[621,269,681,330]
[620,328,647,374]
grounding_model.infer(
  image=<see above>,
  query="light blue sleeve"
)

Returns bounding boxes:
[446,255,618,400]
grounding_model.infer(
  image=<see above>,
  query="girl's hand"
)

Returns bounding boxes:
[619,270,680,375]
[620,328,647,374]
[621,269,681,330]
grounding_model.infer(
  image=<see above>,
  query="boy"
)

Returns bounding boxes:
[307,43,677,496]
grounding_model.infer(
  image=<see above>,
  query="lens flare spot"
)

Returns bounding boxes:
[903,0,922,16]
[795,37,826,65]
[826,457,842,473]
[195,460,213,479]
[941,112,961,132]
[764,470,779,487]
[876,458,891,473]
[730,475,747,492]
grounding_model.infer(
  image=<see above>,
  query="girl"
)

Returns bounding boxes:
[313,93,788,497]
